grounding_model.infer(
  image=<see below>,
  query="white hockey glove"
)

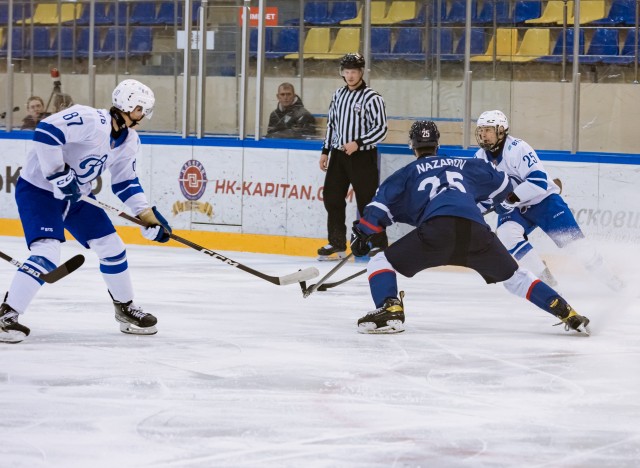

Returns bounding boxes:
[138,207,172,243]
[494,193,520,215]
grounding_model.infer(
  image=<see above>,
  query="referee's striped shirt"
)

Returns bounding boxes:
[322,81,388,154]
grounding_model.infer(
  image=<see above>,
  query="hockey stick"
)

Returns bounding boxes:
[0,250,85,284]
[80,196,319,286]
[316,267,367,291]
[301,253,353,298]
[553,177,563,194]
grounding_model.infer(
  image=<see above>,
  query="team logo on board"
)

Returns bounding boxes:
[175,159,213,217]
[179,159,208,200]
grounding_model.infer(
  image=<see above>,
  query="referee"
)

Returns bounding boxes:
[317,53,388,261]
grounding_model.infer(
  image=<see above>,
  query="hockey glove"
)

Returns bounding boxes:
[494,193,521,215]
[46,165,81,203]
[351,222,372,257]
[138,207,172,243]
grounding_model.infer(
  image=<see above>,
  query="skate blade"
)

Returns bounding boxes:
[317,252,347,262]
[0,329,27,343]
[357,320,405,334]
[119,322,158,335]
[579,321,591,336]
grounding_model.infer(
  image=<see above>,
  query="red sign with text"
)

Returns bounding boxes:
[238,7,278,26]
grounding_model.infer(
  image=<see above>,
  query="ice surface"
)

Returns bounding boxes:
[1,235,639,467]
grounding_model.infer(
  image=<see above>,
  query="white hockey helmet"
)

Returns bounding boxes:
[112,79,155,119]
[475,110,509,151]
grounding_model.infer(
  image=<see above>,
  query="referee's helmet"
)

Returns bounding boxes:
[340,53,365,72]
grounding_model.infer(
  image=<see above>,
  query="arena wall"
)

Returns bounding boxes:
[1,134,639,258]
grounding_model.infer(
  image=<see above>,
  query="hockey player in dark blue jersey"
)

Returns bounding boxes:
[350,121,590,335]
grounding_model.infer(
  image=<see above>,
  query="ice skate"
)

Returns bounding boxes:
[358,292,405,334]
[317,244,347,262]
[550,297,590,335]
[0,302,30,344]
[113,299,158,335]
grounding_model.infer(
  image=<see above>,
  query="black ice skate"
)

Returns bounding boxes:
[358,291,405,334]
[0,301,30,344]
[550,297,590,335]
[317,244,347,262]
[113,299,158,335]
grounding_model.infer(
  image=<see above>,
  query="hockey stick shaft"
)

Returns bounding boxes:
[317,267,367,291]
[0,250,85,284]
[80,196,318,286]
[302,253,353,298]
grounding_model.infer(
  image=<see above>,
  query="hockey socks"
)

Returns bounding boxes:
[367,253,398,308]
[6,254,55,313]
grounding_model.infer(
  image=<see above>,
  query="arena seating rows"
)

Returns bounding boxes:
[2,1,640,66]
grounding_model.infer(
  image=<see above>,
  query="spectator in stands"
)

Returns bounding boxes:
[266,83,316,139]
[20,96,50,130]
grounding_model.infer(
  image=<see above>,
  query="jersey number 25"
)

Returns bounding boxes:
[418,171,466,199]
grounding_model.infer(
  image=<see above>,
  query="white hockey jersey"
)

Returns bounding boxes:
[474,134,560,208]
[22,104,150,216]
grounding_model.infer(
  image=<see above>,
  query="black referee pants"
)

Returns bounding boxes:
[322,147,388,250]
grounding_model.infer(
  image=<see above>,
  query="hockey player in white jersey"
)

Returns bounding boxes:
[0,79,171,343]
[474,109,623,291]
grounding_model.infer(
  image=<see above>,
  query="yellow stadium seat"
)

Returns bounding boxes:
[313,28,361,59]
[501,28,551,62]
[471,28,518,61]
[377,1,418,24]
[284,28,330,60]
[17,3,78,25]
[568,0,607,25]
[341,1,387,25]
[526,1,573,25]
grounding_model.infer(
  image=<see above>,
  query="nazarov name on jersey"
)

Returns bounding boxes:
[416,158,467,174]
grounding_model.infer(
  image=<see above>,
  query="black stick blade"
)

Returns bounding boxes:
[40,254,85,283]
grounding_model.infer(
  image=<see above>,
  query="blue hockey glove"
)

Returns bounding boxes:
[46,165,81,203]
[351,222,372,257]
[138,207,172,243]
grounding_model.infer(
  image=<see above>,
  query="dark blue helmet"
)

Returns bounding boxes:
[409,120,440,152]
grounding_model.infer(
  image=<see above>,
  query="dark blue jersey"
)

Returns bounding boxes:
[359,155,512,234]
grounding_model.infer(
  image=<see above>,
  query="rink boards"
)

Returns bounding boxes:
[1,134,639,256]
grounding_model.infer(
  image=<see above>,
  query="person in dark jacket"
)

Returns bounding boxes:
[266,83,316,139]
[20,96,50,130]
